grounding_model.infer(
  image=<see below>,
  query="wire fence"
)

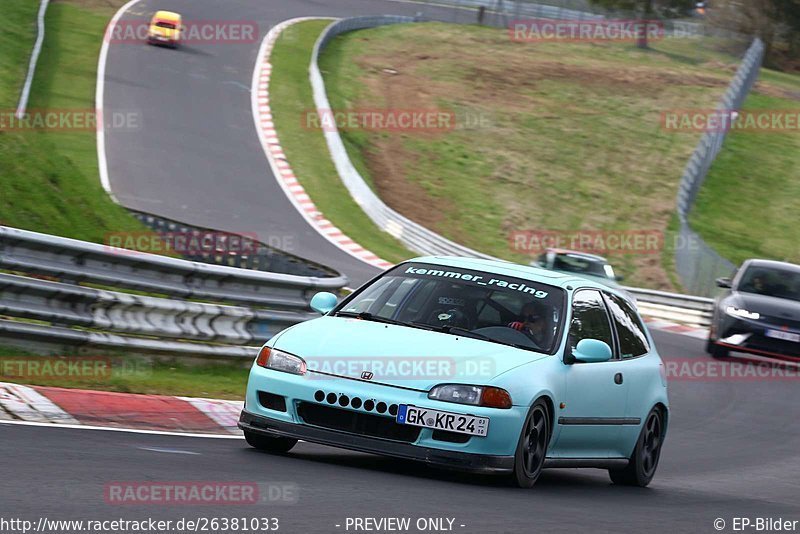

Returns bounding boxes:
[674,38,765,296]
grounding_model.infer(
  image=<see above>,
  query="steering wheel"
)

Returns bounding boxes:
[430,307,469,329]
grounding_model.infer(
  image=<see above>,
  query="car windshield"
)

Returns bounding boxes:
[553,254,613,279]
[155,21,177,29]
[336,262,565,354]
[737,266,800,302]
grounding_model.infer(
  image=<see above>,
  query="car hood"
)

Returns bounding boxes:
[730,291,800,322]
[272,316,550,391]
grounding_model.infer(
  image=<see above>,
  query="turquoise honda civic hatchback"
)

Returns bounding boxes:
[239,257,668,487]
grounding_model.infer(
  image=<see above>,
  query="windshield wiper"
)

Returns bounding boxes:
[411,322,491,340]
[413,322,533,351]
[336,311,411,327]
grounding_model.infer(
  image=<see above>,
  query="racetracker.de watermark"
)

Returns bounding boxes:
[303,109,460,133]
[661,109,800,133]
[104,231,260,256]
[104,482,298,505]
[305,357,496,381]
[509,19,665,42]
[0,109,141,132]
[0,357,150,381]
[107,20,258,44]
[665,358,800,382]
[509,229,678,255]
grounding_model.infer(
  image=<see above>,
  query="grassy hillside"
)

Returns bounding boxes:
[690,69,800,265]
[0,0,147,241]
[311,23,757,288]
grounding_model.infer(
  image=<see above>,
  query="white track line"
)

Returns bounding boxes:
[0,419,244,439]
[96,0,144,199]
[250,18,394,271]
[16,0,50,119]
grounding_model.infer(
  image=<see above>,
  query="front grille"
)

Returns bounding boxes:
[761,315,800,331]
[745,334,800,357]
[297,402,420,443]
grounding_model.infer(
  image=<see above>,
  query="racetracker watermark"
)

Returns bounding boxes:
[104,482,298,505]
[509,230,677,255]
[107,20,258,44]
[104,231,259,256]
[661,109,800,133]
[0,357,150,381]
[304,109,462,133]
[509,19,665,42]
[665,358,800,382]
[306,357,495,381]
[0,109,141,132]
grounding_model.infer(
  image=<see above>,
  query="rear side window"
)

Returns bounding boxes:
[605,293,650,358]
[567,290,614,357]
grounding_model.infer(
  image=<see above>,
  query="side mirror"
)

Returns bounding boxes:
[716,277,732,289]
[573,339,613,363]
[310,291,337,314]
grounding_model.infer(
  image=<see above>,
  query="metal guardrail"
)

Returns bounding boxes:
[0,224,714,359]
[0,226,346,308]
[626,287,714,327]
[310,16,497,260]
[0,226,344,358]
[674,38,765,296]
[16,0,50,119]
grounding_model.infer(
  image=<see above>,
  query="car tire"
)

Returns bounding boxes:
[511,399,550,488]
[244,430,297,454]
[609,407,664,487]
[705,338,730,359]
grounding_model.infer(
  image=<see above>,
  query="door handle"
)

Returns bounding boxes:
[614,373,623,385]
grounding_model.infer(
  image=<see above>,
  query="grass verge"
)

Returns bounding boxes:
[0,0,148,241]
[0,346,248,399]
[689,73,800,265]
[268,20,415,264]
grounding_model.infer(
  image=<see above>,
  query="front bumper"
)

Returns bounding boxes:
[239,410,514,474]
[715,317,800,361]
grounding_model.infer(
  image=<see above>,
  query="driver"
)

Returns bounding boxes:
[508,301,549,347]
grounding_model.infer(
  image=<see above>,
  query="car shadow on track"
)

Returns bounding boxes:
[241,446,651,492]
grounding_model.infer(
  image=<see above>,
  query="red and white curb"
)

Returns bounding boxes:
[250,18,394,271]
[643,317,709,339]
[0,382,242,435]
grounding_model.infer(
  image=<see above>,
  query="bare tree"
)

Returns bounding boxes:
[588,0,696,48]
[708,0,800,67]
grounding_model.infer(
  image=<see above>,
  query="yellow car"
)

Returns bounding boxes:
[147,11,182,48]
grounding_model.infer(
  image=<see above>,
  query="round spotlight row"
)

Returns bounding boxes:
[314,390,398,416]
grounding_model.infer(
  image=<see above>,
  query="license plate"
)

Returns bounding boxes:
[766,329,800,342]
[396,405,488,437]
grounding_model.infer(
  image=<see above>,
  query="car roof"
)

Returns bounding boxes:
[153,10,181,21]
[407,256,624,294]
[546,248,609,262]
[741,258,800,273]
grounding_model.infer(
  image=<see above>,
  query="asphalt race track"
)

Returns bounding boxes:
[103,0,457,285]
[3,330,799,533]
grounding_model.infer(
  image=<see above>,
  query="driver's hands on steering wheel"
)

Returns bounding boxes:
[508,321,525,331]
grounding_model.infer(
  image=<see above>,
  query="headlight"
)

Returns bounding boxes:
[256,347,306,375]
[725,306,760,320]
[428,384,512,409]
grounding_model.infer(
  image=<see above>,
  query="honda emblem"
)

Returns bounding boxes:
[361,371,374,380]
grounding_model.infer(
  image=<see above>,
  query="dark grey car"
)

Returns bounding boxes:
[707,259,800,361]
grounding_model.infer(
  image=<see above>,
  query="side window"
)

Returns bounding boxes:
[567,290,614,358]
[605,294,650,359]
